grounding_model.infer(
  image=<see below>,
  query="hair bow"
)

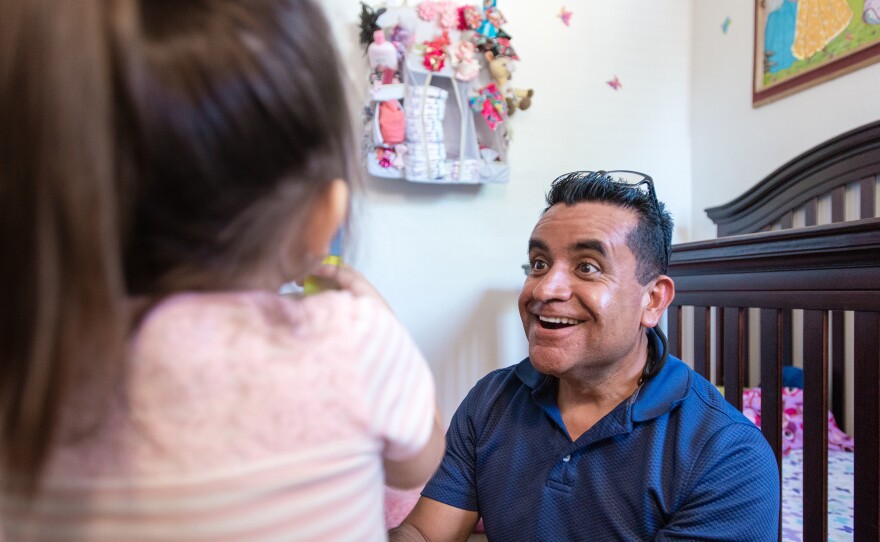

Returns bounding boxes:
[469,83,507,131]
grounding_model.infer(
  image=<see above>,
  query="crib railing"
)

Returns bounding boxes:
[666,218,880,542]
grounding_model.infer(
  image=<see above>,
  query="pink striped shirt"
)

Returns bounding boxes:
[1,290,435,541]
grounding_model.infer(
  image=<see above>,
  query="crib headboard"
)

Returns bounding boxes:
[666,120,880,542]
[704,120,880,235]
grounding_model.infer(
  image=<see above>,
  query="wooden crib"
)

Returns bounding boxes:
[665,120,880,542]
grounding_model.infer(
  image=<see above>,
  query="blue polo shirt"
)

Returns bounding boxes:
[422,331,780,541]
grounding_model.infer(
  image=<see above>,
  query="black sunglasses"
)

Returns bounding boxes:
[581,169,661,216]
[522,170,665,277]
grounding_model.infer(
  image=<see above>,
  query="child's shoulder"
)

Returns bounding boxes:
[295,290,396,331]
[131,290,398,362]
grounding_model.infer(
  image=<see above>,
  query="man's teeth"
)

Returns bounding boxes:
[538,316,583,325]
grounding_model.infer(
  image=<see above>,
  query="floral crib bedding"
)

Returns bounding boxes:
[782,449,854,541]
[742,387,855,541]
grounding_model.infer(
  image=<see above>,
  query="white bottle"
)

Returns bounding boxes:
[367,29,398,71]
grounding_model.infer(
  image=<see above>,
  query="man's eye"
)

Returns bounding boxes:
[578,263,598,274]
[530,260,547,272]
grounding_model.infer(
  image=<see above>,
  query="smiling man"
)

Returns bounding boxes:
[390,171,779,541]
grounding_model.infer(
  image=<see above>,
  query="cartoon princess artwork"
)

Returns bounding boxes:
[791,0,853,60]
[763,0,798,73]
[866,0,880,25]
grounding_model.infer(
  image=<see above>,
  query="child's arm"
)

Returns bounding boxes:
[312,264,445,488]
[383,408,445,490]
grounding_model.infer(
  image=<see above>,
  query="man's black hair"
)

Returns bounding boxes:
[544,171,674,285]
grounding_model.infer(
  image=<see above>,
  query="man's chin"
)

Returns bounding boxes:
[528,350,571,376]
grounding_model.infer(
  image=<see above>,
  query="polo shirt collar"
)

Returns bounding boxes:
[514,328,692,424]
[631,352,691,422]
[514,356,546,389]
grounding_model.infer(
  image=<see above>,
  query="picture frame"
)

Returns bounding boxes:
[753,0,880,107]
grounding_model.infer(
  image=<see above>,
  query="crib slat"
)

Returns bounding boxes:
[693,306,710,381]
[804,197,817,227]
[830,311,846,428]
[802,310,829,542]
[759,309,783,542]
[861,177,876,219]
[715,308,724,386]
[780,211,794,230]
[831,186,845,223]
[722,307,744,410]
[667,305,681,359]
[853,311,879,542]
[781,310,793,367]
[760,309,783,462]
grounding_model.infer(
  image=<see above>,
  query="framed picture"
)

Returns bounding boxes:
[753,0,880,106]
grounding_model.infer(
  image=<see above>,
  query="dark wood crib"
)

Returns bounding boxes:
[665,120,880,542]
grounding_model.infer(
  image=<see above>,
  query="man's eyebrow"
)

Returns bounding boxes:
[572,240,606,257]
[527,239,548,252]
[528,238,607,257]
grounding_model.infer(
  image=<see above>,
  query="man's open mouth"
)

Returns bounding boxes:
[538,315,584,330]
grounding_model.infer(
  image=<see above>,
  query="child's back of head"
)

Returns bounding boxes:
[0,0,357,495]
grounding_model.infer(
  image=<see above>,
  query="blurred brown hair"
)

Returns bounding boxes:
[0,0,357,495]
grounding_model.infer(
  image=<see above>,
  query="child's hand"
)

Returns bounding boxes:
[308,264,392,313]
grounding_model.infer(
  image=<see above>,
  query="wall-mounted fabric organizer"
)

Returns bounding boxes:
[360,1,532,185]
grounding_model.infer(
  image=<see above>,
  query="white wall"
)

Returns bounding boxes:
[324,1,692,423]
[691,1,880,241]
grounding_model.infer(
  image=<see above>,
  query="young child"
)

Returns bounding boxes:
[0,0,444,539]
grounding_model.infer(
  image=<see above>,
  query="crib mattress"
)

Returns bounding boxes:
[782,449,854,541]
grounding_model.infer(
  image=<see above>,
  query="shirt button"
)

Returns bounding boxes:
[562,454,571,462]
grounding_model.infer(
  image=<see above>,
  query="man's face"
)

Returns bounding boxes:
[518,201,653,380]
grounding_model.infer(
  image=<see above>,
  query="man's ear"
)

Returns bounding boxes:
[303,178,349,260]
[641,275,675,329]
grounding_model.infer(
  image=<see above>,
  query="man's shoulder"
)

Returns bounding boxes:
[650,361,776,484]
[644,358,764,441]
[684,369,756,425]
[454,359,540,426]
[466,360,528,401]
[664,362,771,459]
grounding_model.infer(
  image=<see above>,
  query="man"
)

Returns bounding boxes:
[390,171,780,541]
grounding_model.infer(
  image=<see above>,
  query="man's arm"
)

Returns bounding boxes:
[389,496,480,542]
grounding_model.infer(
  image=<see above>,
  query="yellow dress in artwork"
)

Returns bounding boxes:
[791,0,853,60]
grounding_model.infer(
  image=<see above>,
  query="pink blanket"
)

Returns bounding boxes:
[742,387,854,455]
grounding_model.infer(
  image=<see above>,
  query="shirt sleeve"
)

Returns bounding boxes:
[654,422,780,541]
[351,296,436,462]
[420,381,482,512]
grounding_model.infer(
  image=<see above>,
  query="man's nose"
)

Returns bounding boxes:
[532,266,572,301]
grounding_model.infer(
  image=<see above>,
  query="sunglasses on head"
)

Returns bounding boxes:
[522,170,665,277]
